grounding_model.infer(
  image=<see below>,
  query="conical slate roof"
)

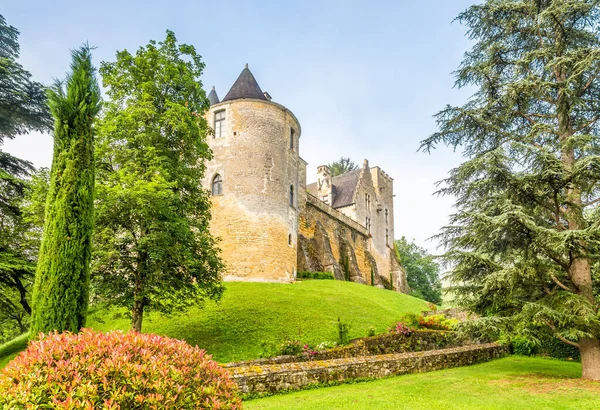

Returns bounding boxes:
[222,64,267,102]
[207,86,220,105]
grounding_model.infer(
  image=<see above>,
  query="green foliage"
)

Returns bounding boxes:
[420,0,600,371]
[367,326,376,337]
[395,237,442,304]
[0,14,51,143]
[509,336,538,356]
[280,339,303,356]
[30,45,100,336]
[539,335,581,361]
[297,271,335,280]
[327,157,358,177]
[93,31,224,332]
[0,16,50,340]
[244,357,596,410]
[337,317,350,345]
[0,329,242,409]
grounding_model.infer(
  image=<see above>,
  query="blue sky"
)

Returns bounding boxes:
[3,0,476,255]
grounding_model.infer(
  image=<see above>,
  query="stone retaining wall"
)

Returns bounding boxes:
[224,330,467,368]
[229,343,507,395]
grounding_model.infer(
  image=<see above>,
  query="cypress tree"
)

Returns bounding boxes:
[30,46,101,335]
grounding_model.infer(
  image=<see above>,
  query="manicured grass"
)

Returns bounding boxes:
[0,353,17,369]
[85,280,429,363]
[0,333,29,363]
[245,357,599,410]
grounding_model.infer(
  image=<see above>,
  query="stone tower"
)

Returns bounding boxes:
[203,65,302,282]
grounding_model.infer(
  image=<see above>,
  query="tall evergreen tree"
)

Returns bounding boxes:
[422,0,600,380]
[30,46,101,335]
[0,14,51,142]
[328,157,358,176]
[93,31,224,332]
[0,14,51,216]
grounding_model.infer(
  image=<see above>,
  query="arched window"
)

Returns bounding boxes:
[289,185,294,207]
[212,174,223,196]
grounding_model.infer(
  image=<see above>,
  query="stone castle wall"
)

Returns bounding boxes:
[203,99,301,282]
[298,193,407,290]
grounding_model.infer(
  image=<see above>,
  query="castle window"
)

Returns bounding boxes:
[365,217,371,233]
[385,209,388,224]
[214,110,225,138]
[386,229,389,245]
[289,185,295,208]
[288,234,293,246]
[290,128,295,150]
[212,174,223,196]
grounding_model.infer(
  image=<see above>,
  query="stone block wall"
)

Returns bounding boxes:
[230,343,507,395]
[224,330,468,368]
[298,193,408,291]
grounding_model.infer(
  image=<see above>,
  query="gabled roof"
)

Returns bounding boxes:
[222,64,267,102]
[306,169,361,209]
[330,170,361,208]
[207,86,220,105]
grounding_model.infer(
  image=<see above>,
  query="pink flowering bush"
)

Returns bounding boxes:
[0,329,242,409]
[389,322,413,335]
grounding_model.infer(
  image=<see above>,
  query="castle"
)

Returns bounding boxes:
[202,65,408,292]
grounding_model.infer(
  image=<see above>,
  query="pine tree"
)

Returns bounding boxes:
[0,14,51,216]
[30,46,101,335]
[328,157,358,176]
[93,31,224,332]
[422,0,600,380]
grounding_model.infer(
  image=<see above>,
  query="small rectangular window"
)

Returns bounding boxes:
[214,110,225,138]
[386,229,389,245]
[290,128,295,150]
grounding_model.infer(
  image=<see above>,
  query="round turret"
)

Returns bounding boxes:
[203,65,301,282]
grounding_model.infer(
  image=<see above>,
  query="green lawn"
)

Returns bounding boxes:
[81,280,428,364]
[245,356,598,410]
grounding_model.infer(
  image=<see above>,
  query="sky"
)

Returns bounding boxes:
[2,0,477,255]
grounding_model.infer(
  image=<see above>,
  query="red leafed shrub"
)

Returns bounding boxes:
[0,329,242,409]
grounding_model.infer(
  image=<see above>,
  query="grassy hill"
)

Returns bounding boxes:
[1,280,429,366]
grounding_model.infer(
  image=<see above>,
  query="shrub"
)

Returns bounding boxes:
[389,322,413,335]
[418,314,457,331]
[337,317,350,345]
[280,339,303,356]
[398,313,421,328]
[367,326,376,337]
[538,336,580,361]
[0,329,242,409]
[297,271,335,280]
[509,336,538,356]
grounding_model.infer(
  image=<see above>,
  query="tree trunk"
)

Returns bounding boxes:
[131,250,148,333]
[131,295,144,333]
[13,276,31,315]
[580,338,600,381]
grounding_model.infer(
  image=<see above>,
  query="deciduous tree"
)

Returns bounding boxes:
[422,0,600,380]
[395,237,442,304]
[94,31,224,332]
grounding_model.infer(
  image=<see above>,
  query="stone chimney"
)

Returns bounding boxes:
[317,165,333,205]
